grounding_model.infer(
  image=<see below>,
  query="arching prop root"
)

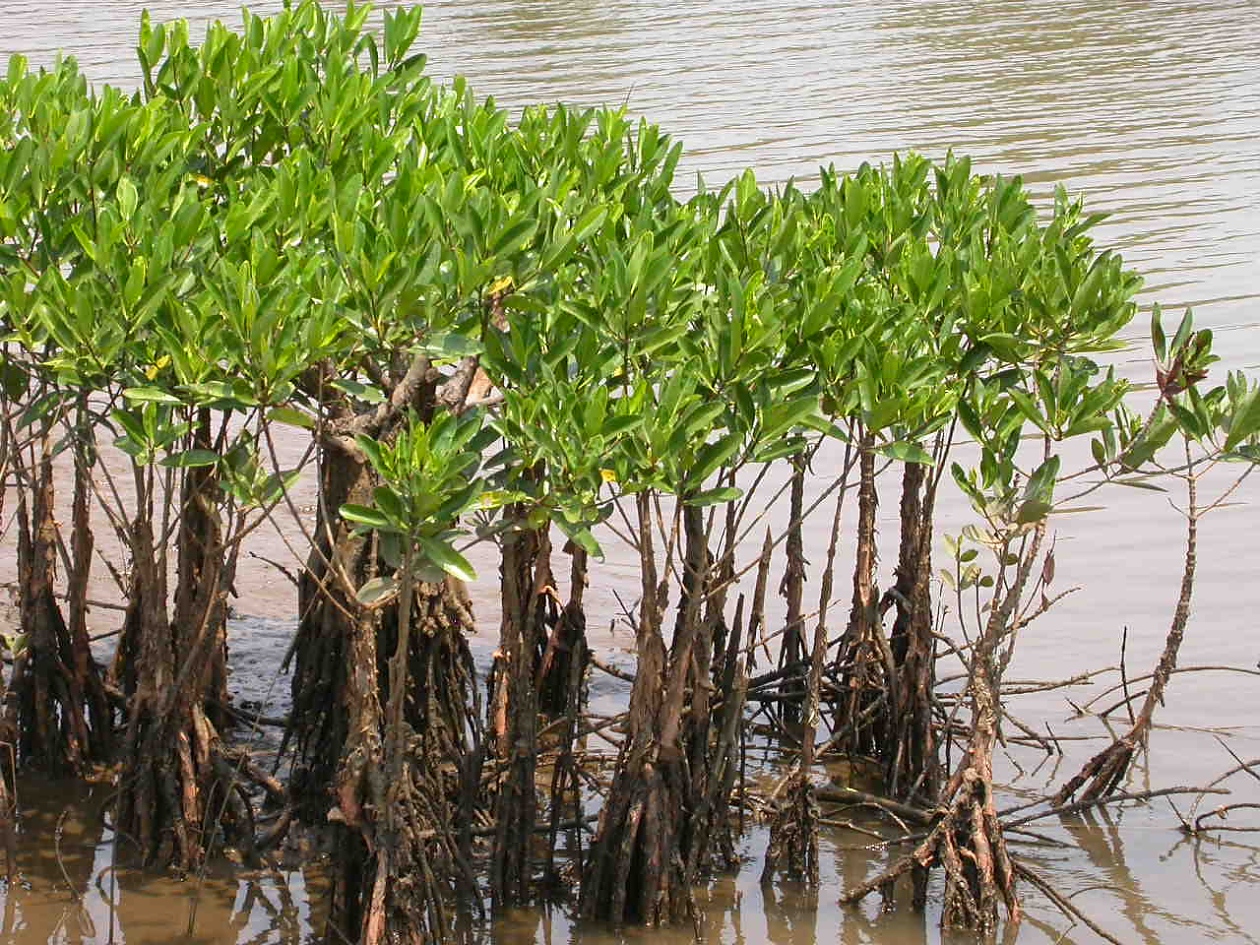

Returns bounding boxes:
[842,758,1020,936]
[9,447,110,773]
[325,583,481,943]
[116,700,269,869]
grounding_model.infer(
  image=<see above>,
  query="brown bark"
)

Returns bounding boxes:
[175,410,231,729]
[884,461,939,805]
[538,543,588,716]
[777,456,807,726]
[288,442,376,810]
[763,443,854,886]
[9,442,107,773]
[543,545,589,887]
[68,416,112,760]
[678,504,744,878]
[581,491,684,925]
[583,492,747,925]
[490,522,545,906]
[1054,463,1198,806]
[325,575,478,945]
[114,463,251,872]
[835,434,890,757]
[843,518,1046,936]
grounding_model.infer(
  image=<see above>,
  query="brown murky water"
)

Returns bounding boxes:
[2,0,1260,942]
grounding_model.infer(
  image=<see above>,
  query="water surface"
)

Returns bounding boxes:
[1,1,1259,943]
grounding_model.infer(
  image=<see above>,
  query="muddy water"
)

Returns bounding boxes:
[3,0,1260,942]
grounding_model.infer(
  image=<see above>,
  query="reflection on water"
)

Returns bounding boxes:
[1,0,1259,941]
[0,777,321,944]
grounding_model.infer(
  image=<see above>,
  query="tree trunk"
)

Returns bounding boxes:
[581,491,687,925]
[115,510,229,869]
[324,571,479,944]
[835,435,890,758]
[542,545,589,887]
[10,443,106,773]
[885,461,939,805]
[843,522,1045,936]
[777,455,807,727]
[288,443,375,812]
[175,409,231,730]
[490,522,545,906]
[538,542,588,716]
[300,437,481,940]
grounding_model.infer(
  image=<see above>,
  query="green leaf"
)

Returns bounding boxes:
[267,406,315,430]
[1015,499,1052,524]
[373,486,408,526]
[1024,455,1061,505]
[356,575,399,607]
[160,448,219,468]
[1151,305,1167,363]
[124,387,183,406]
[556,517,604,559]
[879,441,933,465]
[332,378,386,404]
[571,205,608,243]
[690,431,743,486]
[260,468,301,505]
[340,503,392,529]
[420,332,482,360]
[113,410,148,446]
[418,535,476,582]
[1113,476,1167,492]
[1225,388,1260,452]
[117,176,138,220]
[685,486,743,507]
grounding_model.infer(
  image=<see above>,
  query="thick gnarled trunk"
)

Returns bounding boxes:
[9,442,109,774]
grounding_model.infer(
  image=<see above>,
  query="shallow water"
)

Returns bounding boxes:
[2,0,1260,942]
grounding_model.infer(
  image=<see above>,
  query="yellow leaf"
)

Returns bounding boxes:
[600,468,617,483]
[144,355,171,381]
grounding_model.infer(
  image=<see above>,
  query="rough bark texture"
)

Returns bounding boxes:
[764,470,849,886]
[843,523,1046,937]
[777,456,807,727]
[289,443,376,812]
[115,505,243,870]
[582,495,747,925]
[9,445,108,773]
[324,577,479,945]
[884,461,939,805]
[542,546,589,888]
[490,522,545,906]
[538,543,588,717]
[677,504,745,878]
[177,411,232,730]
[835,437,890,758]
[581,491,685,925]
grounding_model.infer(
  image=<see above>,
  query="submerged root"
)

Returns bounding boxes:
[842,760,1020,938]
[581,756,689,926]
[761,769,819,885]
